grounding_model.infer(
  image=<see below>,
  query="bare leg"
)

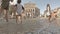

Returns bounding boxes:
[20,15,22,24]
[16,15,18,23]
[16,15,22,24]
[5,10,8,22]
[0,8,3,16]
[48,15,51,22]
[0,8,8,22]
[48,17,50,21]
[18,15,22,24]
[0,8,2,15]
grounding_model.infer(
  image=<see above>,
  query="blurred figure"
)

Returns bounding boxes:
[46,4,51,17]
[21,11,26,19]
[48,14,51,22]
[0,6,1,12]
[48,11,57,22]
[1,0,12,22]
[0,0,2,13]
[16,0,24,24]
[53,12,57,19]
[9,0,17,18]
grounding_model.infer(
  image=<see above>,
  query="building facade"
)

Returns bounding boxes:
[55,7,60,18]
[24,2,40,18]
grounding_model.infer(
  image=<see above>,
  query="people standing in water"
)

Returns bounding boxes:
[16,0,24,24]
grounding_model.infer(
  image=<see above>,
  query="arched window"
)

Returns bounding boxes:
[33,9,34,11]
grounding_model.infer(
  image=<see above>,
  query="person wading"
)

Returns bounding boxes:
[16,0,24,24]
[9,0,17,18]
[48,11,57,22]
[1,0,12,22]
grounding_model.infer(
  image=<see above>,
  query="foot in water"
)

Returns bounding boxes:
[17,20,22,24]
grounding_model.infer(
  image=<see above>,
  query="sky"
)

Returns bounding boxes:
[21,0,60,14]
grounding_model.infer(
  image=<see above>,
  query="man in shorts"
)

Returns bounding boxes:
[1,0,12,22]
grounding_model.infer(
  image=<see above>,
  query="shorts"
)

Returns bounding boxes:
[1,2,9,10]
[16,12,21,16]
[1,6,9,10]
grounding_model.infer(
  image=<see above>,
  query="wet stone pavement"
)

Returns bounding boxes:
[0,18,60,34]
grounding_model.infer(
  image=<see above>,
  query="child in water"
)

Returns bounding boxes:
[16,0,24,24]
